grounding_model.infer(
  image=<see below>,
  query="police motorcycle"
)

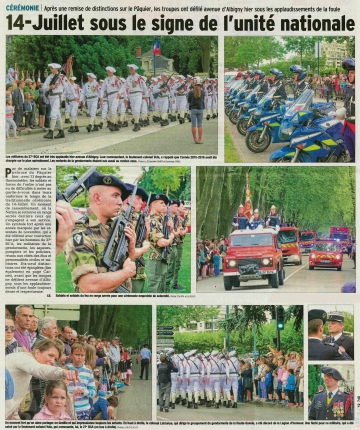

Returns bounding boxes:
[269,89,348,163]
[231,84,264,129]
[225,79,247,116]
[226,84,253,120]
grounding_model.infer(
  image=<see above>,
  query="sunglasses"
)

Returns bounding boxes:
[5,326,16,332]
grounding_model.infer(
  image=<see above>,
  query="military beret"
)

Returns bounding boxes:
[125,183,149,202]
[149,193,169,205]
[327,312,344,323]
[308,309,327,324]
[84,172,131,199]
[169,199,180,207]
[106,66,116,73]
[320,366,343,380]
[86,73,96,79]
[48,63,61,69]
[127,64,138,70]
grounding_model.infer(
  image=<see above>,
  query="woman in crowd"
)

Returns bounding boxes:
[187,76,205,144]
[5,315,24,355]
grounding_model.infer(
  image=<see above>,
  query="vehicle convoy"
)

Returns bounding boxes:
[309,241,343,271]
[223,228,285,290]
[299,230,316,254]
[278,227,302,265]
[329,226,351,247]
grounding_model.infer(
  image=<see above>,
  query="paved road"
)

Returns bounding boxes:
[6,114,218,156]
[226,97,344,163]
[157,400,304,421]
[197,255,355,293]
[115,355,152,421]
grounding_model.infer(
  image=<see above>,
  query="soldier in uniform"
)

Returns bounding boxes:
[80,73,103,133]
[206,350,222,408]
[309,367,353,420]
[269,68,287,104]
[232,204,248,230]
[117,78,128,128]
[185,349,203,409]
[225,350,240,408]
[100,66,121,132]
[174,75,187,124]
[323,312,354,360]
[247,209,265,230]
[342,58,355,162]
[290,65,311,99]
[308,309,352,361]
[266,205,281,232]
[98,80,109,129]
[122,184,150,294]
[43,63,75,140]
[64,172,136,293]
[139,76,150,127]
[147,194,175,294]
[165,200,183,292]
[204,78,213,121]
[125,64,148,132]
[254,70,269,98]
[172,200,188,291]
[66,77,81,133]
[153,73,170,127]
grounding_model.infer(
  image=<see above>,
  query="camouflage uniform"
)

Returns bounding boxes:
[173,215,186,286]
[64,208,114,292]
[119,208,147,293]
[165,214,180,291]
[147,213,168,293]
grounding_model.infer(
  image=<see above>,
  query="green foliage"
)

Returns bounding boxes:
[224,122,242,163]
[309,365,322,398]
[324,311,354,335]
[137,167,190,199]
[157,306,220,329]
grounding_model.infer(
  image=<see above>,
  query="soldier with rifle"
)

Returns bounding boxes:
[147,194,175,293]
[174,75,187,124]
[64,171,137,293]
[172,200,188,290]
[153,73,173,127]
[165,200,182,292]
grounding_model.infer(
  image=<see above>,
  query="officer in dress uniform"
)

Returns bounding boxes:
[43,63,75,140]
[323,312,354,360]
[206,350,222,408]
[290,65,311,99]
[342,58,355,162]
[225,351,240,408]
[66,77,81,133]
[185,349,203,409]
[174,75,187,124]
[265,205,281,232]
[125,64,148,132]
[153,73,170,127]
[80,73,103,133]
[121,184,151,293]
[309,367,353,420]
[308,309,352,361]
[269,68,287,104]
[100,66,121,132]
[247,209,265,230]
[147,194,175,293]
[232,204,248,230]
[64,172,136,293]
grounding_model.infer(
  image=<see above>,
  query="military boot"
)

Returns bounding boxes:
[194,403,199,409]
[91,125,99,132]
[226,400,231,408]
[65,118,71,124]
[68,126,74,133]
[43,130,54,139]
[232,402,237,408]
[54,130,65,139]
[73,126,79,132]
[181,399,187,406]
[133,123,141,132]
[99,122,103,129]
[122,121,128,127]
[86,124,92,132]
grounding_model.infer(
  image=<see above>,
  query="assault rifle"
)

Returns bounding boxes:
[173,213,179,232]
[176,81,186,93]
[45,72,60,97]
[182,214,188,229]
[134,194,151,268]
[56,166,97,231]
[161,206,172,263]
[102,185,137,293]
[153,73,175,99]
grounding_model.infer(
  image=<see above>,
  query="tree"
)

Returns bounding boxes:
[281,37,321,65]
[137,167,190,199]
[309,365,322,398]
[157,306,220,329]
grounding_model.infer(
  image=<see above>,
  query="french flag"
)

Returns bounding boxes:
[153,39,161,55]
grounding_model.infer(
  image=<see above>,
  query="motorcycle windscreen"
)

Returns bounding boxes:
[254,86,277,115]
[244,84,261,102]
[283,89,314,121]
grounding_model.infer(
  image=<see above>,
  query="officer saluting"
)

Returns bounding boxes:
[232,204,248,230]
[308,309,352,361]
[323,312,354,360]
[309,367,353,420]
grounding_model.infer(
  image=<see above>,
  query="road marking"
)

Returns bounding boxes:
[157,415,172,421]
[284,262,309,282]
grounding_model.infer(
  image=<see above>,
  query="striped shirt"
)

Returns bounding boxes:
[66,364,96,413]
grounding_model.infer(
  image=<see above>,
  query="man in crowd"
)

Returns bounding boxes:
[59,325,73,359]
[14,305,34,352]
[109,337,121,374]
[323,312,354,360]
[13,80,25,128]
[28,315,39,349]
[139,343,152,380]
[32,316,58,349]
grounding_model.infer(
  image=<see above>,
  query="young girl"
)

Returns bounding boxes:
[33,380,71,420]
[23,92,33,131]
[37,88,47,130]
[213,250,221,276]
[118,353,127,382]
[242,362,253,402]
[286,369,296,406]
[6,99,19,139]
[126,353,133,386]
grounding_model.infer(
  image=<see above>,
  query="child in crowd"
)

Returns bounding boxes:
[33,381,71,421]
[119,353,127,383]
[126,353,133,386]
[91,391,119,420]
[264,364,273,401]
[23,92,32,131]
[272,369,279,403]
[37,88,47,130]
[242,362,253,402]
[66,342,96,420]
[281,366,290,406]
[286,369,296,406]
[277,357,285,404]
[6,99,19,139]
[213,250,221,276]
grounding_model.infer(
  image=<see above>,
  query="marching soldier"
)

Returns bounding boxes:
[43,63,75,140]
[308,309,352,361]
[174,75,187,124]
[168,76,177,122]
[117,78,128,128]
[309,367,353,420]
[225,351,240,408]
[204,78,213,120]
[323,312,354,360]
[100,66,121,132]
[153,73,170,127]
[64,172,136,293]
[232,204,248,230]
[150,77,160,123]
[207,350,222,408]
[66,77,81,133]
[147,194,175,293]
[80,73,103,133]
[125,64,148,132]
[98,80,109,129]
[140,76,150,127]
[185,349,203,409]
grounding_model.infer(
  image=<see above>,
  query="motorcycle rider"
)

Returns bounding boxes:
[246,70,257,89]
[341,58,355,162]
[265,205,281,232]
[290,65,311,99]
[269,68,287,104]
[232,204,248,230]
[254,70,269,98]
[247,209,265,230]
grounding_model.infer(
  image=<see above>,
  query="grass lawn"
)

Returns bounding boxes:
[56,236,191,294]
[224,121,242,163]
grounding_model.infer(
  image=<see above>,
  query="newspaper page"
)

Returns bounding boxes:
[1,0,358,428]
